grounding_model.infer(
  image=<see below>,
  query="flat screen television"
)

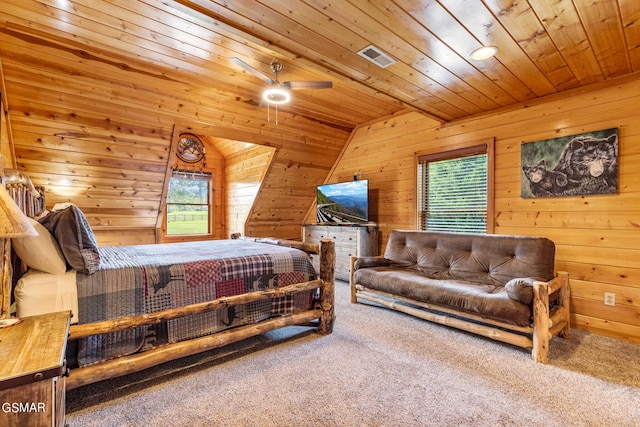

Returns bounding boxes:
[316,179,368,224]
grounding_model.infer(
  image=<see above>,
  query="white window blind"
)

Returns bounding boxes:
[418,146,487,233]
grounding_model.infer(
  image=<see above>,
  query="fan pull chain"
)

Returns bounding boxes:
[266,102,279,125]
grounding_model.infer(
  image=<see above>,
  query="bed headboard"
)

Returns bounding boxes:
[3,168,45,218]
[0,171,44,318]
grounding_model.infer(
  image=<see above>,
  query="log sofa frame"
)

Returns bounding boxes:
[351,272,570,363]
[350,231,570,364]
[3,237,335,390]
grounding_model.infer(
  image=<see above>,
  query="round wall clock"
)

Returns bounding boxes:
[176,133,205,163]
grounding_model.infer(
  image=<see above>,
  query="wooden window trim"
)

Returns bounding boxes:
[415,138,495,234]
[164,170,214,240]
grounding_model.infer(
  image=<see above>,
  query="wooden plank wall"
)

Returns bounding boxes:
[0,36,352,247]
[225,143,275,237]
[244,138,342,240]
[318,77,640,344]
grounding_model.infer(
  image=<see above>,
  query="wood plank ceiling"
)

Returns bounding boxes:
[1,0,639,238]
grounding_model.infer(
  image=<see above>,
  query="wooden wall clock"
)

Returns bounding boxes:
[176,133,205,163]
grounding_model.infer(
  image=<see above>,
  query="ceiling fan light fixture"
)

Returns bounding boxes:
[263,87,291,104]
[470,45,498,61]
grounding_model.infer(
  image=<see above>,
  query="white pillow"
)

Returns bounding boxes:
[11,218,67,274]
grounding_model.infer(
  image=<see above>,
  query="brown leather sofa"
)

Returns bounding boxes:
[350,230,570,363]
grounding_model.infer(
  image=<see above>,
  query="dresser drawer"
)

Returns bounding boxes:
[303,225,378,281]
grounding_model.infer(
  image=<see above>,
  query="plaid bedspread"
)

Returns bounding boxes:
[75,239,318,366]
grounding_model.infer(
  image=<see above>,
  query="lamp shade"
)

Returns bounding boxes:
[0,184,38,237]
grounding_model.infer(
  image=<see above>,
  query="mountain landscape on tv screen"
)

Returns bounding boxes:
[316,190,368,223]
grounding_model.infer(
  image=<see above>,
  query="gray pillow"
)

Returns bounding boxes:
[39,205,100,274]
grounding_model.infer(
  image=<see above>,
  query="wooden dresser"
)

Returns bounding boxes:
[303,224,378,281]
[0,311,70,427]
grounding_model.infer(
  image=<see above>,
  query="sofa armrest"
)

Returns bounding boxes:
[353,256,392,270]
[532,272,570,363]
[350,256,392,304]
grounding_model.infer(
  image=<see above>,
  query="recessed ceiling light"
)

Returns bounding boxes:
[470,46,498,61]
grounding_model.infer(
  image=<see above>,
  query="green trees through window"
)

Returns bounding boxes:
[166,171,211,235]
[418,148,487,233]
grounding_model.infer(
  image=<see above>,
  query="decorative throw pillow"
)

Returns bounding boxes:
[39,205,100,274]
[504,277,539,305]
[11,218,67,274]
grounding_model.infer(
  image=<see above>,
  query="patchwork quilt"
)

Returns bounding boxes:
[76,239,318,366]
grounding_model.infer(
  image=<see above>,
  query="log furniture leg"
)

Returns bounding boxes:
[557,271,571,339]
[318,239,335,334]
[532,280,550,363]
[350,256,357,304]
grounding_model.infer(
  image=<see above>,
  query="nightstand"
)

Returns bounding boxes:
[0,311,70,427]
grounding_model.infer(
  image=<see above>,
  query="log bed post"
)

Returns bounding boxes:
[1,238,11,319]
[318,238,335,334]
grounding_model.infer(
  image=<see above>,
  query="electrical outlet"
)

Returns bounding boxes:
[604,292,616,306]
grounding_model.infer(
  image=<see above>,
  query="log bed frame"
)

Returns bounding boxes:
[2,236,335,390]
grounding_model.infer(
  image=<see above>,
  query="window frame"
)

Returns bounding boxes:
[415,138,495,234]
[165,169,213,237]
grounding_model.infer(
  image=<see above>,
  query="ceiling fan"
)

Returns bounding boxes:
[230,57,332,105]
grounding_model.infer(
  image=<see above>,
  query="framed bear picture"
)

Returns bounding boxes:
[521,128,618,198]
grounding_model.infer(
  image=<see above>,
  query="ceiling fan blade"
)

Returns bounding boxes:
[230,57,273,85]
[284,80,333,90]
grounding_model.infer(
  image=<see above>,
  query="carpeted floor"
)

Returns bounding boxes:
[66,281,640,427]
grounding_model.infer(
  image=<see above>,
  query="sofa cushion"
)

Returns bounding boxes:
[505,277,541,305]
[383,230,555,287]
[354,266,532,326]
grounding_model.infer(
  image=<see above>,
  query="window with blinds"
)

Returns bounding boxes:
[417,146,488,233]
[166,170,212,235]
